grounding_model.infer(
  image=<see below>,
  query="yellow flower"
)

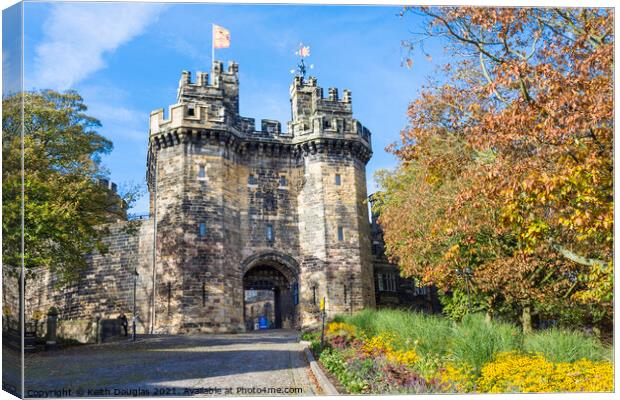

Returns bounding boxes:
[477,351,613,393]
[325,322,357,338]
[360,333,419,368]
[361,333,395,356]
[440,363,476,393]
[387,349,419,367]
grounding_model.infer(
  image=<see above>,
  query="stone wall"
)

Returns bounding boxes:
[22,219,154,338]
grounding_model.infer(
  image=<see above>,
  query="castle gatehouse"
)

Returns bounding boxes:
[21,60,380,334]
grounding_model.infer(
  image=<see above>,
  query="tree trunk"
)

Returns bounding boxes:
[521,306,532,334]
[485,310,493,323]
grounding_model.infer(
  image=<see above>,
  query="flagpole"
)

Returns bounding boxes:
[211,23,215,65]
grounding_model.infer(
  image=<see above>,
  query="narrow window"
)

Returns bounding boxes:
[335,173,341,185]
[343,284,348,303]
[312,285,317,305]
[202,281,206,306]
[266,224,274,242]
[187,104,195,117]
[386,273,397,292]
[264,195,275,211]
[293,282,299,305]
[377,273,384,292]
[248,174,256,185]
[198,165,206,178]
[279,175,287,187]
[199,222,207,237]
[338,226,344,241]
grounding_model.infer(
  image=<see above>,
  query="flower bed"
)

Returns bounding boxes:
[311,311,613,394]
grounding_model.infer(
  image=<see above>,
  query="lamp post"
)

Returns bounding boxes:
[132,269,139,342]
[311,283,317,307]
[348,273,355,315]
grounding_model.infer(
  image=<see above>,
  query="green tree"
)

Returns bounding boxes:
[2,90,135,284]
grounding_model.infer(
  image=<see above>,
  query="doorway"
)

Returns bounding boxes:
[243,264,295,330]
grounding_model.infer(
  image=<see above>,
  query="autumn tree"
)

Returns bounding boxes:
[2,90,138,285]
[377,8,613,331]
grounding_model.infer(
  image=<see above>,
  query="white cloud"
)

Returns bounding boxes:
[29,3,164,90]
[77,84,148,142]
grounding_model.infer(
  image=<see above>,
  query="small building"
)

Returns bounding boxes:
[368,193,441,313]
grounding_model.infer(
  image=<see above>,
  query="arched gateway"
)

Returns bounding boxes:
[241,252,299,330]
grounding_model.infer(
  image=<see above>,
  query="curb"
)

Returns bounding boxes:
[300,341,339,395]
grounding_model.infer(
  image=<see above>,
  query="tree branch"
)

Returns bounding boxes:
[550,242,609,270]
[479,52,509,104]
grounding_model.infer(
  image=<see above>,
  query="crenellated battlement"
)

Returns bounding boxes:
[287,76,370,144]
[148,60,371,159]
[96,178,127,221]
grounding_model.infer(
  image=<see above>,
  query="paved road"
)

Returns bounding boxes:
[18,330,317,397]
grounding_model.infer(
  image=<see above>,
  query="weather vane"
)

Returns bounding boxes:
[290,43,314,81]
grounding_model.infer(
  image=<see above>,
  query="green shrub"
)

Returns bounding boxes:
[524,328,611,363]
[310,338,323,356]
[319,348,352,389]
[449,313,522,375]
[440,288,485,321]
[344,357,375,393]
[300,330,319,342]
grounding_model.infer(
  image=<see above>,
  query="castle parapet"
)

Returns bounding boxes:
[261,119,281,135]
[148,61,371,162]
[288,76,371,149]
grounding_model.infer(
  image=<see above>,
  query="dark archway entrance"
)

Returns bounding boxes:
[241,253,299,330]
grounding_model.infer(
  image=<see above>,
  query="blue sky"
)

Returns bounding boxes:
[12,1,446,214]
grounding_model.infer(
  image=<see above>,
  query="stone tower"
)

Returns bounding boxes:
[145,61,375,333]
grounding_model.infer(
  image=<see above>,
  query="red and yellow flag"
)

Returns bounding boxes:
[213,24,230,49]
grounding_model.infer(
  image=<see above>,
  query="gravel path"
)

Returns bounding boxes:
[19,329,316,397]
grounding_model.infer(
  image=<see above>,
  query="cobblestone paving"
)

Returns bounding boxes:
[19,330,316,397]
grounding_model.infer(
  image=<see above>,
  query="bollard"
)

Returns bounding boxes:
[45,307,58,350]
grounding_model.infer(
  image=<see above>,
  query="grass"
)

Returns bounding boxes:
[345,308,453,357]
[449,314,522,374]
[524,328,612,363]
[339,309,611,376]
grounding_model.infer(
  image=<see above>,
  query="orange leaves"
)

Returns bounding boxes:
[382,7,613,324]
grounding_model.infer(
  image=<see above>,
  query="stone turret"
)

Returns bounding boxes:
[288,75,371,147]
[290,76,375,322]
